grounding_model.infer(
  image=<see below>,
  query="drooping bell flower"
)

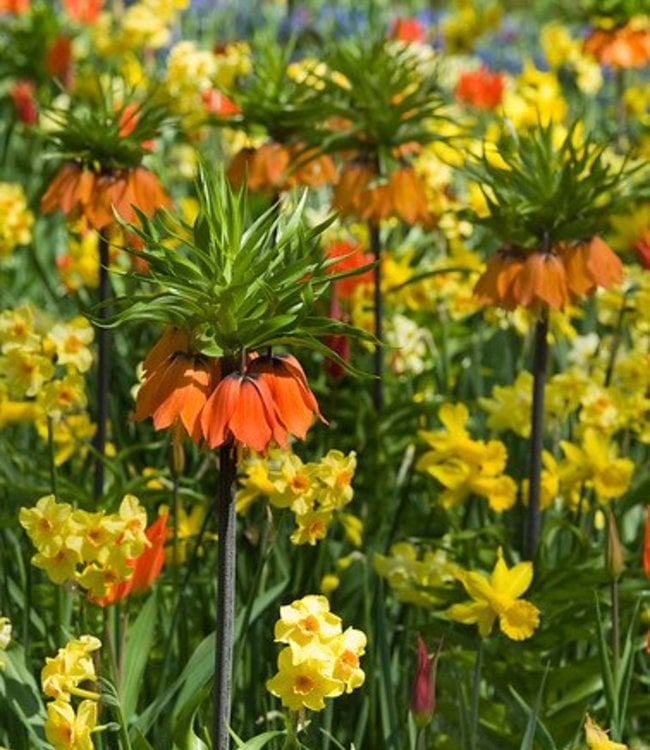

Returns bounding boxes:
[135,347,217,444]
[42,164,171,231]
[247,354,326,440]
[201,371,290,453]
[558,236,623,298]
[333,162,433,227]
[284,145,337,190]
[92,511,169,606]
[410,634,441,728]
[585,22,650,69]
[227,143,290,194]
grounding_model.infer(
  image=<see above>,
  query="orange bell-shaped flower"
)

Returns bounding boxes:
[558,236,623,298]
[200,372,289,453]
[247,354,326,440]
[511,252,569,311]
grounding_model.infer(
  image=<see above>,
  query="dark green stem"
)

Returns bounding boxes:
[213,443,238,750]
[524,314,548,560]
[611,577,620,681]
[93,233,111,500]
[369,221,383,412]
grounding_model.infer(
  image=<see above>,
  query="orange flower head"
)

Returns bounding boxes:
[511,252,569,311]
[200,372,289,453]
[285,146,337,189]
[41,164,171,231]
[135,350,216,444]
[227,143,290,194]
[202,88,241,117]
[559,236,623,298]
[142,327,191,376]
[334,163,433,226]
[585,24,650,69]
[0,0,29,14]
[45,35,73,85]
[247,354,326,441]
[474,250,525,310]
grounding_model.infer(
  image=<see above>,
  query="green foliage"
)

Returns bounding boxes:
[43,82,171,170]
[316,37,445,162]
[113,164,373,360]
[465,122,646,248]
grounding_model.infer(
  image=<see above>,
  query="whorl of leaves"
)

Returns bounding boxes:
[111,165,373,365]
[465,122,647,249]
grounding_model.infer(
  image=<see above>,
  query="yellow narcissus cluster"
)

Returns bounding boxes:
[236,449,357,545]
[0,182,33,258]
[266,596,366,711]
[42,636,101,750]
[0,307,96,464]
[374,542,458,607]
[540,22,603,94]
[448,548,540,640]
[19,495,149,599]
[417,403,517,512]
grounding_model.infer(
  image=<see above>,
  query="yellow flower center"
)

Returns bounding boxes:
[291,475,309,492]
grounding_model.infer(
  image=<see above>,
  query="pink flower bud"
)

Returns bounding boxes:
[410,634,441,728]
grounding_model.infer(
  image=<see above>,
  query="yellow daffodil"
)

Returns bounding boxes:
[275,595,342,648]
[0,182,33,258]
[417,403,517,512]
[44,699,98,750]
[584,715,628,749]
[448,548,540,640]
[266,647,343,712]
[46,319,94,373]
[41,636,101,702]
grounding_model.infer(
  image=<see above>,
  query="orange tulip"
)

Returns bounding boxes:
[326,240,374,299]
[92,511,169,607]
[201,372,289,453]
[62,0,102,24]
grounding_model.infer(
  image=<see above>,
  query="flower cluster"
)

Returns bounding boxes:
[19,494,150,599]
[266,595,366,711]
[42,635,101,750]
[447,548,541,641]
[0,307,96,464]
[0,182,33,258]
[417,403,517,512]
[136,328,324,454]
[374,542,458,607]
[236,448,357,545]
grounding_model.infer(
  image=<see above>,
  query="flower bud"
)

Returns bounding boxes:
[410,634,441,728]
[606,509,624,581]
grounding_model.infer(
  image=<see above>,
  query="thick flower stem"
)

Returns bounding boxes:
[93,233,111,500]
[213,443,238,750]
[369,221,383,412]
[524,313,549,560]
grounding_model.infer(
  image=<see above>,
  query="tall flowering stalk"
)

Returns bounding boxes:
[40,83,171,498]
[312,36,443,410]
[468,123,642,559]
[112,167,368,748]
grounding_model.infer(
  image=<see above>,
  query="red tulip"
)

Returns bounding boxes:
[410,635,441,728]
